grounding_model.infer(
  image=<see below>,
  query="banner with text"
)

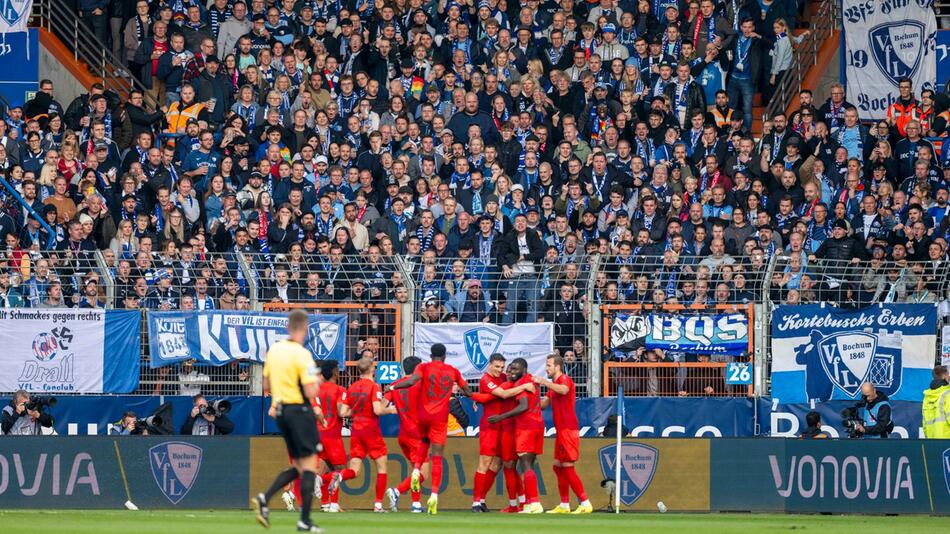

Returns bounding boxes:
[413,322,553,379]
[0,309,140,394]
[147,311,347,368]
[843,0,937,119]
[611,312,749,355]
[770,304,937,403]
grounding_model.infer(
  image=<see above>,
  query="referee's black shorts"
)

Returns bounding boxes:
[276,404,320,459]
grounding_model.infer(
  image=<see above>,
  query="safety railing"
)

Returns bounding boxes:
[763,0,841,121]
[262,301,403,391]
[603,362,752,397]
[4,249,112,308]
[31,0,150,104]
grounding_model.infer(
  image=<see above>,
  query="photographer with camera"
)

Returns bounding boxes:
[180,394,234,435]
[1,391,54,435]
[109,411,140,435]
[843,382,894,439]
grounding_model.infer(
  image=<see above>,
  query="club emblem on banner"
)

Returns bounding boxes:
[307,321,341,360]
[869,21,926,86]
[0,0,30,27]
[598,443,658,506]
[149,441,203,504]
[795,329,902,401]
[463,327,502,371]
[942,448,950,496]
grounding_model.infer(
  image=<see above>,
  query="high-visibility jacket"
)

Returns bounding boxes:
[922,384,950,438]
[886,98,918,137]
[711,107,734,129]
[165,101,205,134]
[447,414,464,436]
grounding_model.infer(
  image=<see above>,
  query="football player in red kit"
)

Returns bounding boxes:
[314,360,349,512]
[469,353,535,512]
[487,357,545,514]
[383,356,430,513]
[328,356,395,512]
[534,355,592,514]
[387,343,471,515]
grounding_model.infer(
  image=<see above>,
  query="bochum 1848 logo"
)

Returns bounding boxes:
[463,327,502,372]
[149,442,203,504]
[0,0,30,27]
[794,329,902,401]
[306,320,341,360]
[598,443,658,506]
[869,21,926,86]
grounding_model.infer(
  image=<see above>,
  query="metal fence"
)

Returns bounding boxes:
[603,362,751,397]
[4,249,950,399]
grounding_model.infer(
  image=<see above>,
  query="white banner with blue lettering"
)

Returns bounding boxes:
[770,304,937,402]
[413,322,553,379]
[843,0,937,119]
[147,311,347,368]
[0,309,140,394]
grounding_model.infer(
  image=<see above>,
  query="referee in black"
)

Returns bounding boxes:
[253,310,323,533]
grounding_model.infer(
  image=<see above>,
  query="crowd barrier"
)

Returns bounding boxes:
[44,396,925,439]
[2,436,949,513]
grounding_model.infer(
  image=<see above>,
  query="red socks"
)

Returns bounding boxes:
[523,469,539,504]
[397,471,425,493]
[503,466,519,501]
[431,456,444,494]
[554,465,570,503]
[564,466,588,501]
[482,468,498,501]
[473,472,485,503]
[375,473,387,503]
[340,468,356,481]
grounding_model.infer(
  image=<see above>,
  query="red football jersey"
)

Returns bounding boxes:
[548,373,579,431]
[346,378,383,435]
[315,381,346,438]
[478,372,507,431]
[413,360,466,422]
[385,375,421,439]
[499,381,518,431]
[515,374,545,431]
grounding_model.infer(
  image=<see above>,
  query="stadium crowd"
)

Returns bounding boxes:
[0,0,948,369]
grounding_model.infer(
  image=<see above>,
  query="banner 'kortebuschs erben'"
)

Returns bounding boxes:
[770,304,937,403]
[147,311,347,368]
[413,322,553,379]
[610,311,749,356]
[0,309,140,394]
[843,0,937,119]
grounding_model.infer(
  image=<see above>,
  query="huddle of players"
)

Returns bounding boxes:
[256,312,591,531]
[306,347,592,515]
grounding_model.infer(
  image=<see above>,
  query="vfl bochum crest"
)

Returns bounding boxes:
[598,443,659,506]
[149,442,203,504]
[306,320,341,360]
[0,0,30,29]
[869,21,926,86]
[794,329,902,401]
[463,327,502,372]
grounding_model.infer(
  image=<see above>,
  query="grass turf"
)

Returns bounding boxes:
[0,509,945,533]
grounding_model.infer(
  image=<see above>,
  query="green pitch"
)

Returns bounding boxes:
[0,510,945,533]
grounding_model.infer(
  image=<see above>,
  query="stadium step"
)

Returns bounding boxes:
[37,27,103,91]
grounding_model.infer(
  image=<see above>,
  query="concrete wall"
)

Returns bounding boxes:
[39,39,86,108]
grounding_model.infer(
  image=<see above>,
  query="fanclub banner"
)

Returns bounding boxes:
[843,0,937,119]
[0,309,140,394]
[770,304,937,403]
[413,322,553,379]
[147,311,347,368]
[611,312,749,355]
